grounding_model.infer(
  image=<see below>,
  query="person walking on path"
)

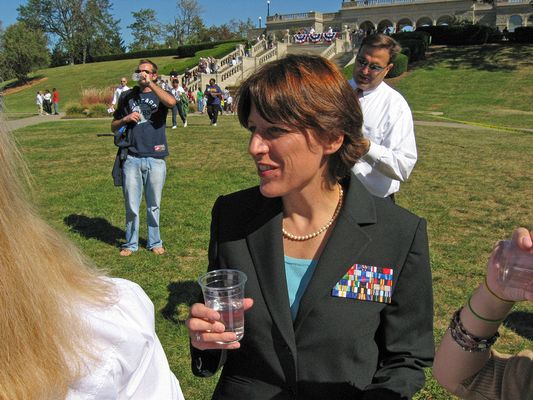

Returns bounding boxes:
[196,89,204,113]
[170,80,187,129]
[52,88,60,115]
[43,89,52,115]
[111,59,176,257]
[111,77,130,111]
[204,78,222,126]
[35,91,44,116]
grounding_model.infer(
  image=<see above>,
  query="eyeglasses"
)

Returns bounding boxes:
[120,80,127,83]
[356,57,387,72]
[135,69,153,75]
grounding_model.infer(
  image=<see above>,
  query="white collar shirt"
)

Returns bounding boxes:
[349,79,417,198]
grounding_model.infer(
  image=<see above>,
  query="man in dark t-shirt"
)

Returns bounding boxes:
[204,78,222,126]
[111,59,176,257]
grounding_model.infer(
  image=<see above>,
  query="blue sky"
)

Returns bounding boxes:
[2,0,340,45]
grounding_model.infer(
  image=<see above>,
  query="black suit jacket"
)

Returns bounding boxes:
[191,174,434,400]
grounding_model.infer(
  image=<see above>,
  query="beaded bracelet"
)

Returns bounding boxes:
[449,307,499,352]
[467,295,506,324]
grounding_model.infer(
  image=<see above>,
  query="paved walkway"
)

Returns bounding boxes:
[6,112,532,133]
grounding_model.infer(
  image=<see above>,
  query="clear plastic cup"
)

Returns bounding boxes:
[496,240,533,289]
[198,269,247,344]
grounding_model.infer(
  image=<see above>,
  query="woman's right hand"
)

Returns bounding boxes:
[486,228,533,303]
[186,298,254,350]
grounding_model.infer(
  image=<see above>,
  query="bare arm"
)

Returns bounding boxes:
[433,228,533,394]
[148,80,176,108]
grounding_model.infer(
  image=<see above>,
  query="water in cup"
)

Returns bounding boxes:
[496,240,533,290]
[198,269,247,344]
[205,297,245,342]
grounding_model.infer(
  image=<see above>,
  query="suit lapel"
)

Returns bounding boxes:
[294,177,377,332]
[246,199,296,350]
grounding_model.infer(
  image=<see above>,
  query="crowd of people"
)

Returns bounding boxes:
[35,88,59,115]
[9,33,532,400]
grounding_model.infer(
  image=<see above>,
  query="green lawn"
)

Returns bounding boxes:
[1,42,240,114]
[345,43,533,131]
[13,112,533,400]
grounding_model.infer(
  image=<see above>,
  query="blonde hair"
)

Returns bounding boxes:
[0,115,114,399]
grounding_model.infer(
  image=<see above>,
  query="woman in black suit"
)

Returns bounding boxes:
[186,54,434,400]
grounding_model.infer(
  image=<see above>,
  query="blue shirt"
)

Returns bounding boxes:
[113,88,169,158]
[284,256,317,320]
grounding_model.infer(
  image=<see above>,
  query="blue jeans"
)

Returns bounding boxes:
[122,155,166,251]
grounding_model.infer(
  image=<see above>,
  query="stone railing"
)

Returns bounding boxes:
[269,12,315,21]
[496,0,529,3]
[320,42,338,59]
[218,47,244,71]
[251,39,267,56]
[257,46,278,68]
[219,63,244,84]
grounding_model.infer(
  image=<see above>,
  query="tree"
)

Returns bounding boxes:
[127,9,163,51]
[17,0,123,64]
[1,22,49,82]
[173,0,203,44]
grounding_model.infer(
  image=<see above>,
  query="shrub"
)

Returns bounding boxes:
[392,31,431,47]
[395,39,427,61]
[65,103,86,118]
[87,103,109,117]
[400,47,411,61]
[416,25,492,45]
[188,103,197,113]
[90,40,242,63]
[388,53,408,78]
[509,27,533,44]
[80,87,113,107]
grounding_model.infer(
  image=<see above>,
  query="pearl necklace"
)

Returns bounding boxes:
[282,185,344,241]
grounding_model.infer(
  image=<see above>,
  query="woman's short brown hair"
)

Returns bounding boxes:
[237,54,365,184]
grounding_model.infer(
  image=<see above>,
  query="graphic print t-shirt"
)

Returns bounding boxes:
[114,88,169,158]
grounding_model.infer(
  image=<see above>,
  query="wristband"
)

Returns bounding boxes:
[467,295,506,324]
[484,276,515,303]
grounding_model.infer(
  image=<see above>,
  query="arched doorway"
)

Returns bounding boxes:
[509,15,523,31]
[416,16,433,28]
[396,18,414,31]
[359,20,376,35]
[377,19,395,34]
[436,15,453,26]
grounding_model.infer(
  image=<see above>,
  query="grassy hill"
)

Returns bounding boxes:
[6,42,533,400]
[1,42,239,114]
[345,43,533,130]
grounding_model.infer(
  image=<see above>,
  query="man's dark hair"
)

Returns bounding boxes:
[360,34,401,64]
[139,59,158,73]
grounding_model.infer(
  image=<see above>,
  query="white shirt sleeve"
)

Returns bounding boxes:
[67,278,185,400]
[362,99,417,182]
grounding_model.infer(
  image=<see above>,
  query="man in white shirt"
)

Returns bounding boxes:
[111,77,130,110]
[349,34,417,200]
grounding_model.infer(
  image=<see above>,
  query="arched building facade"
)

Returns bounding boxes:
[265,0,532,36]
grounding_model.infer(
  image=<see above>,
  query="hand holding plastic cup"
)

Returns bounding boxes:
[496,240,533,290]
[198,269,247,344]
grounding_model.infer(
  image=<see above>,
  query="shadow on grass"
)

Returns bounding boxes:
[64,214,146,248]
[411,44,532,73]
[162,280,200,324]
[504,311,533,340]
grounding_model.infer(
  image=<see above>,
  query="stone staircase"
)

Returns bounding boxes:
[166,27,354,93]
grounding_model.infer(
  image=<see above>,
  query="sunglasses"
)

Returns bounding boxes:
[356,57,387,72]
[135,69,154,75]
